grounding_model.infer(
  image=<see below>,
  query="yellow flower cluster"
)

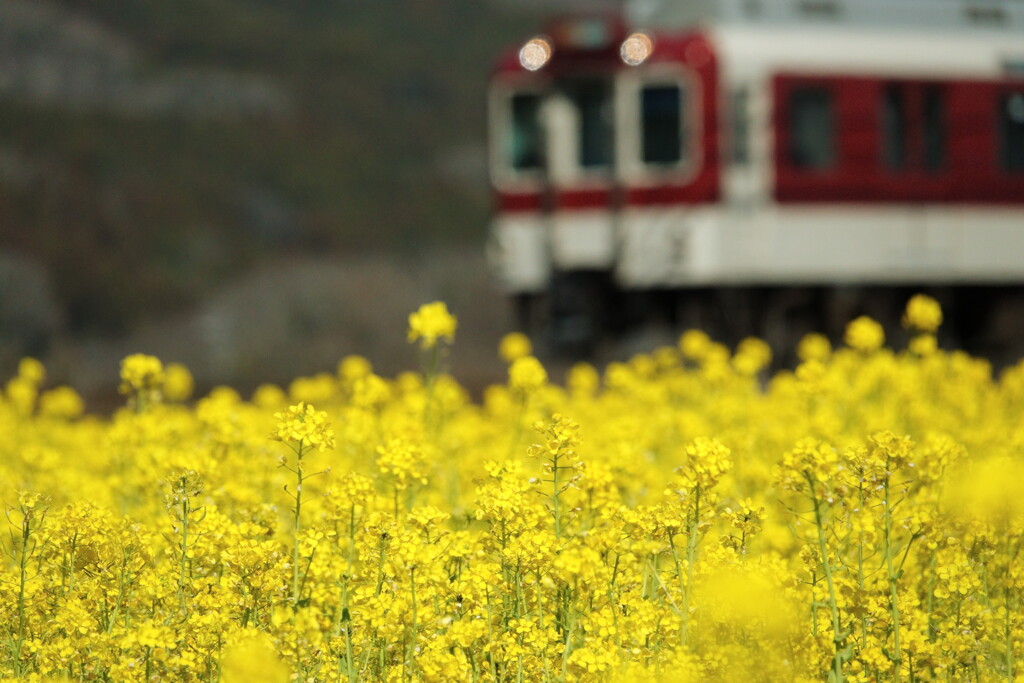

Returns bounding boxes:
[499,332,533,363]
[1,294,1023,683]
[844,315,885,353]
[118,353,165,394]
[509,356,548,393]
[4,358,49,417]
[903,293,943,333]
[407,301,457,349]
[270,401,336,452]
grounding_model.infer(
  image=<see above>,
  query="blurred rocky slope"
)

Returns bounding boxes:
[48,248,512,405]
[0,0,547,399]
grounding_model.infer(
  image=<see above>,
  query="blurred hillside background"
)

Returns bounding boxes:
[0,0,581,403]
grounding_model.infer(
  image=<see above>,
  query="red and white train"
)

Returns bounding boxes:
[487,2,1024,354]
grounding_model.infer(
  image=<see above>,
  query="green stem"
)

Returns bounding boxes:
[66,535,78,596]
[292,441,305,607]
[810,571,819,638]
[883,477,901,676]
[408,568,418,682]
[681,485,701,646]
[925,554,938,640]
[668,531,686,632]
[807,473,845,683]
[536,569,544,631]
[375,538,387,597]
[552,452,561,539]
[14,511,31,676]
[1005,535,1015,683]
[560,609,576,681]
[857,482,869,651]
[178,497,190,612]
[345,623,356,683]
[106,552,129,633]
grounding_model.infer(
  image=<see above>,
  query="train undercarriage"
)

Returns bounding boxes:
[515,276,1024,370]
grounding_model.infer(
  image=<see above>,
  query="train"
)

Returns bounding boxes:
[486,0,1024,360]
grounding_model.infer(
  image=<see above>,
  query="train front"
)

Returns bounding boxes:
[486,13,718,349]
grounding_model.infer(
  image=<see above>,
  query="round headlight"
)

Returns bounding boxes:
[519,37,553,72]
[620,32,653,67]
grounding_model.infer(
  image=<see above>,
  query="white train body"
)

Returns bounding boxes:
[487,4,1024,311]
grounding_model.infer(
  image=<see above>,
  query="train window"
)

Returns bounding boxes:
[567,81,614,169]
[881,85,907,170]
[788,87,835,170]
[1000,91,1024,173]
[922,86,946,171]
[641,84,684,165]
[731,88,750,165]
[508,93,543,172]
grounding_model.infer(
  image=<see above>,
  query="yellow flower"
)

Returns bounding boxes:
[844,315,885,352]
[252,383,286,408]
[288,372,337,404]
[796,333,832,362]
[7,282,1024,683]
[38,386,85,419]
[528,413,581,462]
[5,376,38,415]
[777,437,841,497]
[351,373,391,408]
[679,329,712,360]
[569,644,618,674]
[164,362,195,402]
[376,437,429,490]
[498,332,533,363]
[909,333,938,356]
[338,354,373,381]
[220,632,290,683]
[508,355,547,393]
[732,336,772,375]
[676,436,733,490]
[270,402,336,451]
[407,301,457,348]
[566,362,599,397]
[945,457,1024,525]
[130,620,177,650]
[118,353,166,394]
[18,357,46,385]
[902,293,943,333]
[18,490,45,510]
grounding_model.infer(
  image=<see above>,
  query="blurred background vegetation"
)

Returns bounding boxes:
[0,0,561,401]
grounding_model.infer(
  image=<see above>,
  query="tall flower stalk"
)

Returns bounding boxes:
[272,402,336,607]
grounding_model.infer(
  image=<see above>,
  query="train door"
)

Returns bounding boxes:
[488,75,618,347]
[487,82,550,304]
[542,76,620,350]
[614,65,708,287]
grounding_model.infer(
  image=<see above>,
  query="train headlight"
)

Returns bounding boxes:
[519,37,553,71]
[620,32,653,66]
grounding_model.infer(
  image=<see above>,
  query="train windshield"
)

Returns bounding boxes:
[564,80,614,169]
[508,93,544,172]
[494,75,692,181]
[641,84,684,165]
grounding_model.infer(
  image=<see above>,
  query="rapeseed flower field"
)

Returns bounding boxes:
[2,296,1023,682]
